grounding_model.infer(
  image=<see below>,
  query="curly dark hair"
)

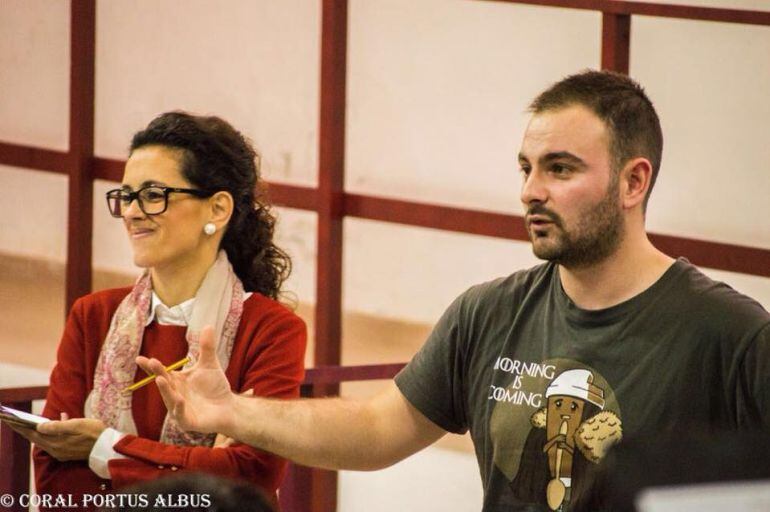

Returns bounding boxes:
[529,70,663,210]
[129,111,291,300]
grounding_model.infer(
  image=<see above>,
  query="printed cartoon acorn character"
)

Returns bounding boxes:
[510,369,622,511]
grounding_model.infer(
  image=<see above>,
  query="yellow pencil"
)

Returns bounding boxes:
[122,357,190,393]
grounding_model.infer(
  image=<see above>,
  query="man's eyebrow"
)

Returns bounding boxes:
[541,151,586,167]
[517,153,529,163]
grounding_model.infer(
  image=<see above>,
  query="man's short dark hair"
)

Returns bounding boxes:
[529,70,663,209]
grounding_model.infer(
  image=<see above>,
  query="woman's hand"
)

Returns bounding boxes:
[137,325,236,435]
[10,414,106,462]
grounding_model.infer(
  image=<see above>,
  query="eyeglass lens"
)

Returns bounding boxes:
[107,187,167,217]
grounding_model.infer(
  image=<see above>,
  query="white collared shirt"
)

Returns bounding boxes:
[145,292,195,326]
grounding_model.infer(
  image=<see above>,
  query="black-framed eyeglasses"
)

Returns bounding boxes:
[105,185,213,218]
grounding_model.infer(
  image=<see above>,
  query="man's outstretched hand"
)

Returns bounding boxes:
[136,325,234,435]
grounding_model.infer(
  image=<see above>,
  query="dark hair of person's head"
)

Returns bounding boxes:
[130,111,290,300]
[529,70,663,210]
[109,472,276,512]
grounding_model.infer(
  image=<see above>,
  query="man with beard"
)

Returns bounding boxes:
[135,70,770,511]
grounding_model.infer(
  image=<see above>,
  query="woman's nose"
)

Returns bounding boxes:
[121,197,144,218]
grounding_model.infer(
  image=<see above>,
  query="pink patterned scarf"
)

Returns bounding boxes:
[84,251,244,446]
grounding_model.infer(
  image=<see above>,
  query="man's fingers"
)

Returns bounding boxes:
[136,355,152,373]
[173,398,187,424]
[198,325,222,370]
[156,376,189,425]
[156,376,192,427]
[155,376,179,410]
[136,356,171,379]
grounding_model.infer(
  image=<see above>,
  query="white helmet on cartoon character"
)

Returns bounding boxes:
[545,369,605,409]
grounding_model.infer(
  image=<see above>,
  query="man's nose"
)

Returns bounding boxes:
[520,168,548,205]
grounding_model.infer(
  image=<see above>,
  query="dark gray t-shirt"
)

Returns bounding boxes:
[395,259,770,511]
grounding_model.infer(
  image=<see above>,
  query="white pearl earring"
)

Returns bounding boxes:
[203,222,217,235]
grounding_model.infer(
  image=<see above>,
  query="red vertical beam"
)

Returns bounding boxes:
[316,0,347,388]
[601,12,631,73]
[0,401,32,511]
[312,0,348,511]
[65,0,96,313]
[278,383,316,512]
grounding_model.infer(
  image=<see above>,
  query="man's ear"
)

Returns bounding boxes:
[619,157,653,210]
[208,191,234,229]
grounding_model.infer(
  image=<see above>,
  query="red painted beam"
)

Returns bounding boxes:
[601,13,631,74]
[309,2,349,511]
[92,156,125,182]
[0,143,70,174]
[343,193,770,278]
[4,148,769,278]
[263,182,319,212]
[0,386,48,403]
[0,402,32,509]
[477,0,770,26]
[92,156,319,212]
[650,234,770,278]
[0,389,44,507]
[303,363,406,385]
[344,193,529,241]
[65,0,96,314]
[316,0,348,371]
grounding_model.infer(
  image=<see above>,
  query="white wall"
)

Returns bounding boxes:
[1,0,768,324]
[339,445,483,512]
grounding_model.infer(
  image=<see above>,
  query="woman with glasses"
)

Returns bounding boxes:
[18,112,306,509]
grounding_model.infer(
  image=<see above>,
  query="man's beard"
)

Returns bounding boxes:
[526,179,624,268]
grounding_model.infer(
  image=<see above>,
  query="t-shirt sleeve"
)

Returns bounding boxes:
[737,322,770,428]
[394,293,470,435]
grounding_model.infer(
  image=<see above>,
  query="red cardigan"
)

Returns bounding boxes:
[34,287,306,509]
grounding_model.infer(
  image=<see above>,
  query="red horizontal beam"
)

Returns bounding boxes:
[303,363,406,385]
[650,233,770,278]
[344,193,530,240]
[479,0,770,26]
[92,156,124,181]
[343,193,770,278]
[265,182,319,211]
[2,145,768,278]
[0,365,404,405]
[0,142,70,174]
[92,157,319,211]
[0,386,48,403]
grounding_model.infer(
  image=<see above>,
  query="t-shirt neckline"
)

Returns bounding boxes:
[552,257,689,326]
